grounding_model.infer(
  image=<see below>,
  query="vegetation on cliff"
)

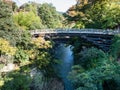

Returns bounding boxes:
[0,0,120,90]
[68,36,120,90]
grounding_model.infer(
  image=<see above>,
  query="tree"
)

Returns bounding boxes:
[66,0,120,29]
[0,0,14,31]
[69,61,120,90]
[85,0,120,29]
[30,37,52,69]
[102,2,120,29]
[110,35,120,59]
[0,0,22,46]
[66,0,93,28]
[0,38,16,65]
[19,2,38,15]
[12,1,18,12]
[38,3,63,28]
[76,47,106,69]
[13,11,44,30]
[1,72,31,90]
[69,47,120,90]
[0,38,16,56]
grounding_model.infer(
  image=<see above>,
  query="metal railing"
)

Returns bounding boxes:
[30,29,120,35]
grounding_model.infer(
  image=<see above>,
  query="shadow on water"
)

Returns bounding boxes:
[54,43,74,90]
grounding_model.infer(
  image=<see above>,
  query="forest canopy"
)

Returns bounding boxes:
[0,0,120,90]
[66,0,120,29]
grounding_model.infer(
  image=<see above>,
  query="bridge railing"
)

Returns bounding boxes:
[30,29,120,35]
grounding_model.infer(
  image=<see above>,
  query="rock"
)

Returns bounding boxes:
[43,78,64,90]
[0,63,15,72]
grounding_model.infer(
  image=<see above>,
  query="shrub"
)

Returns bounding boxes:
[1,72,31,90]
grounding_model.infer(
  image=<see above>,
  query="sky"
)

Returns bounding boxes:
[13,0,76,12]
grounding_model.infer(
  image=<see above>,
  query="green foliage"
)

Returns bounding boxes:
[1,72,31,90]
[77,47,106,69]
[35,51,51,69]
[0,1,32,48]
[12,2,18,12]
[85,1,107,28]
[69,36,120,89]
[0,38,16,56]
[38,3,63,28]
[0,30,32,66]
[85,0,120,29]
[73,21,85,28]
[14,49,29,63]
[103,77,120,90]
[66,0,92,28]
[15,2,63,29]
[69,47,120,90]
[31,37,53,69]
[0,1,14,31]
[19,2,38,15]
[102,3,120,28]
[66,0,120,29]
[30,72,44,90]
[29,37,56,77]
[70,63,120,90]
[13,11,43,30]
[0,29,31,48]
[110,35,120,59]
[68,37,94,65]
[15,30,31,49]
[0,1,56,90]
[13,2,46,30]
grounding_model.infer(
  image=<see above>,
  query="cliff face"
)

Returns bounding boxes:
[30,68,64,90]
[43,78,64,90]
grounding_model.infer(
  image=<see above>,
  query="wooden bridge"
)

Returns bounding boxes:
[30,29,120,35]
[30,29,120,52]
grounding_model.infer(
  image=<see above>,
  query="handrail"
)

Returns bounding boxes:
[30,29,120,35]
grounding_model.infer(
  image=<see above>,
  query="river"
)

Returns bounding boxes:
[54,43,74,90]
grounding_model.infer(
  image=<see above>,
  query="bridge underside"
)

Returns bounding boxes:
[33,33,114,52]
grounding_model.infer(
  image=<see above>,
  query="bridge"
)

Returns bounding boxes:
[30,29,120,52]
[30,29,120,35]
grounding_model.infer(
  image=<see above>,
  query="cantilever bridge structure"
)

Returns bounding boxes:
[30,29,120,51]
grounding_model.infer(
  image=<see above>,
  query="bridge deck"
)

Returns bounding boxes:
[30,29,120,35]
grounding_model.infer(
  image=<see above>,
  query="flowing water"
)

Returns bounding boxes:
[54,44,74,90]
